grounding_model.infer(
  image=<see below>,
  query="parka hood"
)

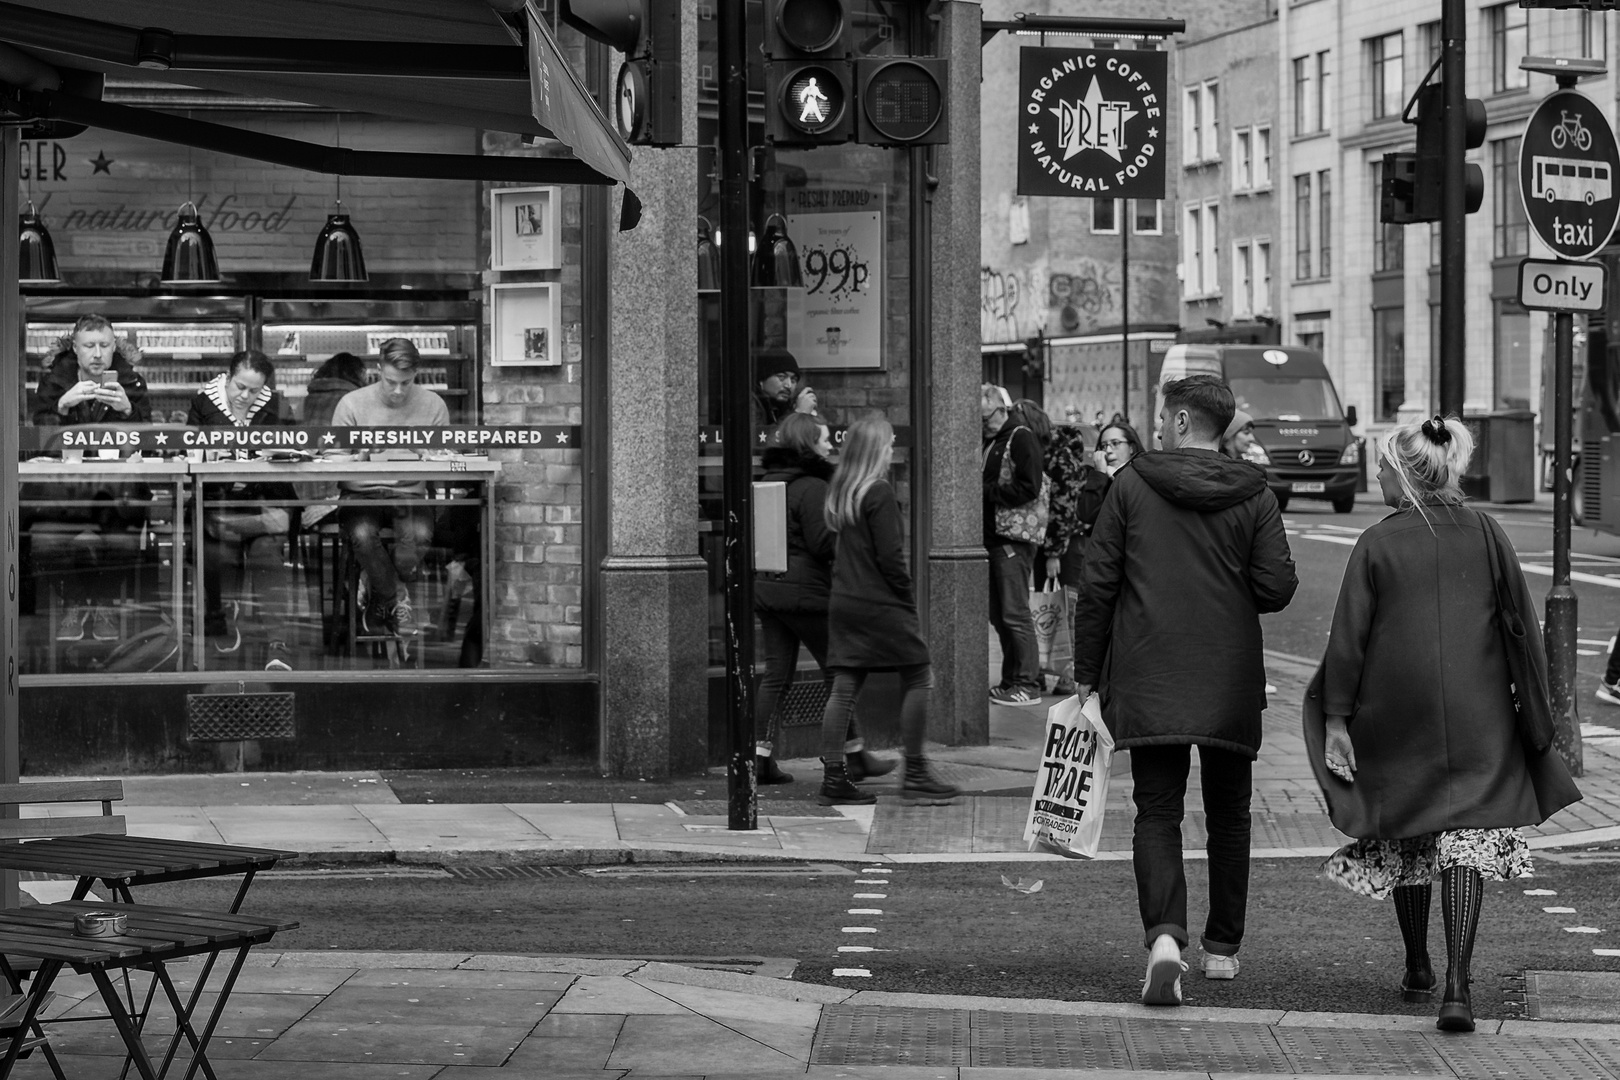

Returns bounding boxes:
[761,446,835,481]
[1129,448,1268,512]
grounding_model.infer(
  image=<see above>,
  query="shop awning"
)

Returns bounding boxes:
[0,0,633,189]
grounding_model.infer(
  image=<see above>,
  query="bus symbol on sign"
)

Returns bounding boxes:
[1520,89,1620,260]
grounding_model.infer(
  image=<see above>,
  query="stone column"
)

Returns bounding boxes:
[927,1,989,745]
[599,11,708,777]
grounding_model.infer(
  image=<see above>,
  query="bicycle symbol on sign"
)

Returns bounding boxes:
[1552,110,1594,152]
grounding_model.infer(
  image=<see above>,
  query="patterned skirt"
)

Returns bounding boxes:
[1323,828,1533,899]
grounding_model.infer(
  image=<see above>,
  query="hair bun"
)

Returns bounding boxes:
[1422,415,1453,446]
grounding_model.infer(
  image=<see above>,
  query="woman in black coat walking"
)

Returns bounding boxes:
[1309,416,1581,1033]
[817,417,959,807]
[754,413,894,784]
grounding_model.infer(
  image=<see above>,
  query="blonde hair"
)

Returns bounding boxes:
[1382,415,1474,517]
[825,416,894,532]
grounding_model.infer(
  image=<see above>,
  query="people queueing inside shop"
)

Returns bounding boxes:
[30,313,152,644]
[817,416,959,807]
[187,349,298,665]
[753,346,800,428]
[753,413,895,786]
[981,383,1046,706]
[331,337,450,640]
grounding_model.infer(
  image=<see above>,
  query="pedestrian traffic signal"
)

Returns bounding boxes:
[1382,83,1486,224]
[855,57,949,146]
[561,0,682,146]
[764,0,855,145]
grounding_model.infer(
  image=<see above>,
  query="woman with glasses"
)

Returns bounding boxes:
[1095,418,1145,476]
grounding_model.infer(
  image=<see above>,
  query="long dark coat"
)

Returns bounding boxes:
[1306,503,1581,839]
[754,448,836,615]
[826,480,929,670]
[1071,449,1298,758]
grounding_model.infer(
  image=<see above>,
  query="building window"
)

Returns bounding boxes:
[1256,127,1272,188]
[1202,204,1220,294]
[1234,129,1252,190]
[1489,3,1529,93]
[1317,51,1332,131]
[1492,137,1528,257]
[1183,201,1219,297]
[1430,222,1441,268]
[1234,242,1253,316]
[1317,169,1332,277]
[1184,80,1219,164]
[1133,200,1162,234]
[1256,241,1271,314]
[1421,20,1443,68]
[1372,160,1402,272]
[1092,198,1119,234]
[1581,10,1607,60]
[1375,306,1406,421]
[1494,300,1532,409]
[1294,174,1312,279]
[1293,56,1311,135]
[1369,32,1403,120]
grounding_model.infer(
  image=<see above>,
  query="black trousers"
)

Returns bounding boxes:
[1129,743,1253,956]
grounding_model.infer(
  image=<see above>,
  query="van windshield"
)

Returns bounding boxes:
[1228,377,1344,422]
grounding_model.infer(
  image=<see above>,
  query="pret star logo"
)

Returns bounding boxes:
[1017,46,1168,201]
[1051,77,1138,162]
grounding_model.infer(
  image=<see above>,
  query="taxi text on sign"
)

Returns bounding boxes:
[1017,48,1167,200]
[1518,89,1620,261]
[1518,258,1607,313]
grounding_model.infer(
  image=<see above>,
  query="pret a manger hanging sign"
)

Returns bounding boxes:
[1017,47,1167,200]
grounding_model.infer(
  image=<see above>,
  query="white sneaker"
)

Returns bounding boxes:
[1203,954,1240,980]
[1142,933,1186,1006]
[1597,680,1620,707]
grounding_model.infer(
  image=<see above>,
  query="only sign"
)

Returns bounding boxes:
[1519,89,1620,260]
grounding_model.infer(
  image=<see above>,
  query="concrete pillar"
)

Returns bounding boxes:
[927,2,990,745]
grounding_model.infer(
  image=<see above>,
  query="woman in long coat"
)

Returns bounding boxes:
[1307,416,1580,1033]
[817,416,958,807]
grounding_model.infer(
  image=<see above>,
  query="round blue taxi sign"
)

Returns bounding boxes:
[1519,89,1620,260]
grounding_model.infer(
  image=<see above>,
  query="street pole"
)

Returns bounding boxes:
[718,0,759,830]
[1438,0,1465,417]
[1121,206,1130,425]
[1548,308,1584,776]
[1,128,21,908]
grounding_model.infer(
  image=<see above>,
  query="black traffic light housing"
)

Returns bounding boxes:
[855,57,949,146]
[1380,152,1422,224]
[764,0,855,145]
[1382,82,1485,224]
[562,0,683,146]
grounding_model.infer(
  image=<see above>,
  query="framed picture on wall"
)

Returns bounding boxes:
[490,282,561,366]
[490,186,561,271]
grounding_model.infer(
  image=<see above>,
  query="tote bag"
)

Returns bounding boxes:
[1030,580,1072,677]
[1023,692,1113,859]
[986,428,1050,545]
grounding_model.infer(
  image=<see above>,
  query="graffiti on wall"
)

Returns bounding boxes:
[982,258,1129,344]
[981,266,1027,344]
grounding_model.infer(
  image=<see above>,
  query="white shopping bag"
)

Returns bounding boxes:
[1023,692,1114,859]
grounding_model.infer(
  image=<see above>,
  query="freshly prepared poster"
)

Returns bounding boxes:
[786,188,884,370]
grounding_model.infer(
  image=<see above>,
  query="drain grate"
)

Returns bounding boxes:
[444,865,584,880]
[673,799,844,818]
[1273,1026,1451,1075]
[971,1010,1132,1070]
[811,1006,969,1067]
[1121,1016,1294,1074]
[1432,1036,1619,1080]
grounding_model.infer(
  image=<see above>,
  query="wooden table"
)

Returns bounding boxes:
[0,834,296,914]
[0,900,298,1080]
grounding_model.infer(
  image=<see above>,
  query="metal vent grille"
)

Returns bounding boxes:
[186,692,296,741]
[779,675,831,728]
[1583,439,1604,527]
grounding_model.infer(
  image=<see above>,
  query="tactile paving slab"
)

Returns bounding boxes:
[1582,1038,1620,1078]
[811,1005,968,1066]
[1121,1016,1295,1073]
[1431,1035,1619,1080]
[971,1009,1133,1070]
[1274,1026,1451,1075]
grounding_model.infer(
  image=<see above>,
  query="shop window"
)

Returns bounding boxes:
[1368,32,1403,121]
[1489,3,1530,93]
[1375,306,1406,421]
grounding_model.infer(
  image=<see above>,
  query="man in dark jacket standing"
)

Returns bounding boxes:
[1073,375,1297,1006]
[982,384,1045,705]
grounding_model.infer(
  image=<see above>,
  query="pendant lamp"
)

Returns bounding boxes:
[697,216,719,293]
[19,201,60,284]
[310,202,369,282]
[750,213,804,289]
[160,201,220,284]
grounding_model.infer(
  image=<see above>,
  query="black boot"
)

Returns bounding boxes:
[818,758,876,806]
[899,756,961,806]
[847,749,896,782]
[1437,866,1482,1033]
[1393,884,1435,1001]
[757,755,794,785]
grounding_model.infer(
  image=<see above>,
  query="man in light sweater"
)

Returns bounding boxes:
[332,338,449,637]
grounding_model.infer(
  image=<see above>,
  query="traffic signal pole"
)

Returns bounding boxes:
[1438,0,1466,418]
[719,0,759,829]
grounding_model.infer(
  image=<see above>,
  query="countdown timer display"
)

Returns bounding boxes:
[860,58,944,143]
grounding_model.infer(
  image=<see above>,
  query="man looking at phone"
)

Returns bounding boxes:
[30,314,153,644]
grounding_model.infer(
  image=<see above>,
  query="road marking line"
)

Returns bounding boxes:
[838,945,875,952]
[860,866,890,872]
[841,926,878,933]
[1595,949,1620,957]
[847,908,883,915]
[854,879,889,885]
[1526,889,1559,896]
[1545,907,1578,913]
[1580,650,1601,656]
[1301,534,1359,546]
[1521,564,1620,589]
[853,893,887,899]
[1563,926,1603,934]
[833,968,871,977]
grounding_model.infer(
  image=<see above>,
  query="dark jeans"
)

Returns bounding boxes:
[1130,743,1253,956]
[340,497,437,604]
[1606,633,1620,684]
[755,608,825,745]
[987,540,1039,693]
[821,663,933,761]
